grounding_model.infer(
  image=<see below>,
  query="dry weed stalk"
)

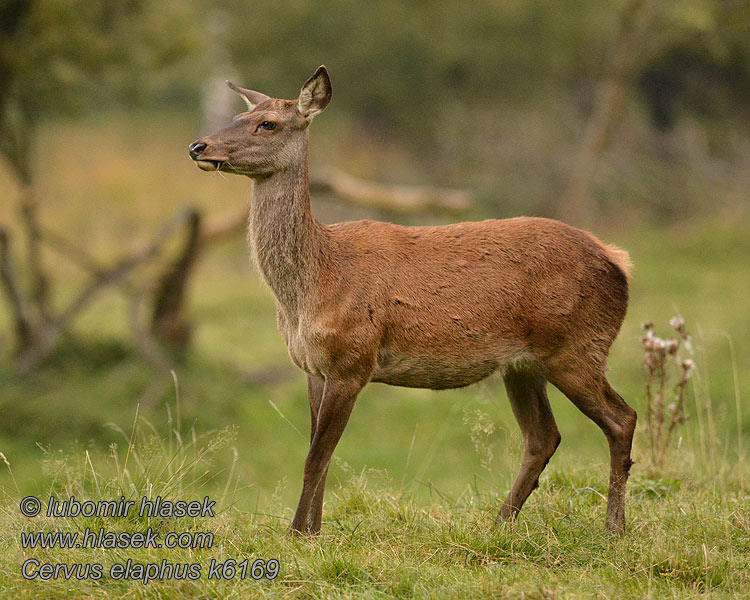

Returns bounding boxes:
[641,316,695,467]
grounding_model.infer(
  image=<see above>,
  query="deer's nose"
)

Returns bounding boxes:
[189,141,207,160]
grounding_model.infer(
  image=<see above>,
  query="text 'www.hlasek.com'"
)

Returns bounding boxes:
[18,495,279,584]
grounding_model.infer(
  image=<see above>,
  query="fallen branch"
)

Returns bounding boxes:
[7,168,472,372]
[0,227,33,350]
[128,284,174,376]
[15,208,196,373]
[151,209,201,353]
[19,188,52,324]
[39,225,109,278]
[311,167,472,214]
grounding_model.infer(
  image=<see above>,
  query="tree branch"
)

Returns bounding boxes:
[0,227,33,351]
[151,209,201,352]
[19,187,52,324]
[310,167,472,214]
[128,284,174,376]
[15,208,195,373]
[39,225,108,277]
[198,167,473,247]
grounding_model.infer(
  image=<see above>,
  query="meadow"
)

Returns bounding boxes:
[0,112,748,598]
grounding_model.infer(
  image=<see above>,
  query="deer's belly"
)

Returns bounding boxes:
[371,351,500,390]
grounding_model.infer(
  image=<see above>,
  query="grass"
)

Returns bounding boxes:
[0,112,749,598]
[1,415,748,599]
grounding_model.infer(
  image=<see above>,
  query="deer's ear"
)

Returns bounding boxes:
[226,81,271,111]
[298,65,332,120]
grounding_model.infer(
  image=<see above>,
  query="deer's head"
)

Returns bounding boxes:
[189,66,332,178]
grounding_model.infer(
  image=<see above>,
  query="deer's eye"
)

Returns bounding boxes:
[258,121,276,131]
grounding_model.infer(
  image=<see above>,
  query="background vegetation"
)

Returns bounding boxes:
[0,0,748,597]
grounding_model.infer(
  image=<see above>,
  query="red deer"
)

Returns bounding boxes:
[189,66,636,535]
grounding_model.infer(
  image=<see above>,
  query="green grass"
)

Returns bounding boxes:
[0,113,749,598]
[0,417,748,599]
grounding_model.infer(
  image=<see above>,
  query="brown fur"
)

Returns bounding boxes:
[190,66,637,536]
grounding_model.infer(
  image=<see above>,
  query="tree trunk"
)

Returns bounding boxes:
[560,0,645,224]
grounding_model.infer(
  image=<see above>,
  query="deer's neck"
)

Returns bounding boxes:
[248,146,325,314]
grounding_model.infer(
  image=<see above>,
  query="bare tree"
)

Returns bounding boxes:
[560,0,646,224]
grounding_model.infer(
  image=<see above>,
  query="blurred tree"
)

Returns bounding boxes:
[561,0,750,222]
[560,0,646,224]
[210,0,750,220]
[211,0,617,154]
[639,0,750,131]
[0,0,203,369]
[0,0,202,183]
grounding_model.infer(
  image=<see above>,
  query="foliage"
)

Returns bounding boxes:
[0,1,205,368]
[209,0,750,153]
[214,0,616,148]
[639,0,750,130]
[0,0,202,182]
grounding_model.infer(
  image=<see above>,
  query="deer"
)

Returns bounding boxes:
[188,66,637,536]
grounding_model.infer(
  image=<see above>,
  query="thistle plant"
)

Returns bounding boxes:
[641,316,695,468]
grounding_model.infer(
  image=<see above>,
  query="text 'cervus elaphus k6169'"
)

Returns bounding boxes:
[189,66,636,535]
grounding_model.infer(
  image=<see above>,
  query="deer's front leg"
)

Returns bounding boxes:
[305,374,326,534]
[291,376,364,534]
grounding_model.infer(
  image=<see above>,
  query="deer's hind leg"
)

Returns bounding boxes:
[496,367,561,524]
[546,365,636,534]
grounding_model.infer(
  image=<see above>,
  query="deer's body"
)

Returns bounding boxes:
[266,215,628,391]
[190,66,637,536]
